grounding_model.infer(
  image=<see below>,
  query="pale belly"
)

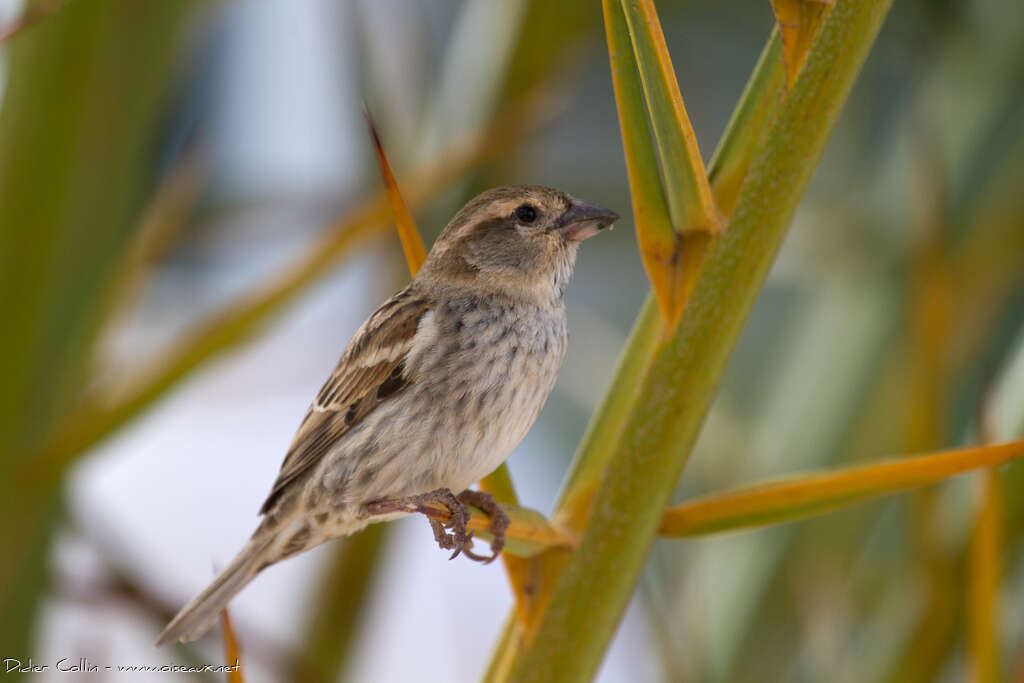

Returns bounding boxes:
[315,297,568,505]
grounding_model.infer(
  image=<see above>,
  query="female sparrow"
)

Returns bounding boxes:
[156,185,617,645]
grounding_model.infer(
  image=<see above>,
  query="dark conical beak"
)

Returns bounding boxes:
[555,198,620,242]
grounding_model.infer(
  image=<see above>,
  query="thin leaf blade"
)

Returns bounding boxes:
[621,0,722,238]
[968,468,1002,683]
[707,29,786,216]
[602,0,680,324]
[507,0,896,677]
[485,17,814,680]
[659,441,1024,536]
[219,610,245,683]
[478,462,537,623]
[363,107,427,274]
[770,0,834,89]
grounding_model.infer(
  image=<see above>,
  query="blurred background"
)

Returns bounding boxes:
[1,0,1023,681]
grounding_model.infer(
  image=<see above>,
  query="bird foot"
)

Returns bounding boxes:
[456,490,509,564]
[365,488,472,560]
[364,487,508,563]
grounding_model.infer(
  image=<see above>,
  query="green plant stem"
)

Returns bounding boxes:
[659,441,1024,537]
[707,29,786,216]
[619,0,719,236]
[507,0,894,678]
[556,30,784,546]
[603,0,677,323]
[0,0,206,653]
[483,25,787,682]
[968,468,1002,683]
[554,296,662,529]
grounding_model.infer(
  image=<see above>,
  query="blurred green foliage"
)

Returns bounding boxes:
[0,0,1022,680]
[0,0,205,653]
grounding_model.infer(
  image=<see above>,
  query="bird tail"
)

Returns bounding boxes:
[155,534,272,646]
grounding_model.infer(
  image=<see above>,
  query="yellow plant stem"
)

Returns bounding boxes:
[609,0,724,327]
[968,467,1002,683]
[506,0,894,678]
[770,0,834,89]
[620,0,721,238]
[363,107,427,273]
[482,28,787,683]
[620,0,724,329]
[603,0,678,324]
[707,31,786,215]
[660,441,1024,536]
[888,129,957,683]
[416,501,574,558]
[478,462,537,623]
[219,610,245,683]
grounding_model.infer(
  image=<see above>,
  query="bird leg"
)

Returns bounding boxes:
[456,490,509,564]
[364,488,473,560]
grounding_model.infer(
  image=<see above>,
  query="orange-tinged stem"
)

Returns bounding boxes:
[416,501,575,557]
[219,610,245,683]
[660,441,1024,537]
[968,467,1002,683]
[363,107,427,273]
[623,0,722,238]
[968,398,1004,683]
[770,0,834,89]
[602,0,680,325]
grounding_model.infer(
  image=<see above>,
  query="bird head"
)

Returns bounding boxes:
[419,185,618,303]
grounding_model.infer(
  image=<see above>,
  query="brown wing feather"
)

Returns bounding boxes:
[259,289,430,514]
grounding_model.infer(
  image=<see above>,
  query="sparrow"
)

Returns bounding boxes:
[156,185,618,645]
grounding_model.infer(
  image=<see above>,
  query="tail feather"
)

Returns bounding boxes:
[155,536,271,646]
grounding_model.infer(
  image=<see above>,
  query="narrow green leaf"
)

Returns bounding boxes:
[218,610,245,683]
[0,0,207,653]
[507,0,895,678]
[707,29,786,216]
[486,18,802,680]
[968,469,1003,683]
[363,107,427,273]
[553,296,662,532]
[619,0,721,238]
[770,0,834,89]
[659,441,1024,536]
[602,0,679,324]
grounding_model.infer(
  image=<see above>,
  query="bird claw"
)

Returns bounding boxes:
[365,487,508,563]
[456,490,509,564]
[425,517,471,559]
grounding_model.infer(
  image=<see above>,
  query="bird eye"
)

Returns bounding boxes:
[515,204,538,224]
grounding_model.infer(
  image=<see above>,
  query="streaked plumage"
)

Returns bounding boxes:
[157,185,617,645]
